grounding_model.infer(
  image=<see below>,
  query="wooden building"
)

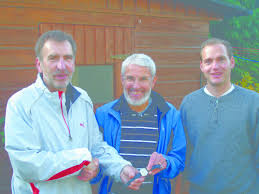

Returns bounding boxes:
[0,0,250,193]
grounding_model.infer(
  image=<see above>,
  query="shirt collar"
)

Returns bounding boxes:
[204,84,235,97]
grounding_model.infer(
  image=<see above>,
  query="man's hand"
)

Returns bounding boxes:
[120,165,145,190]
[77,158,99,181]
[146,152,167,175]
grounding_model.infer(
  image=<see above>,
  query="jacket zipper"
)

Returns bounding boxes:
[58,91,72,140]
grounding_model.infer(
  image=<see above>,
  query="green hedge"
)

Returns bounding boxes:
[0,117,5,144]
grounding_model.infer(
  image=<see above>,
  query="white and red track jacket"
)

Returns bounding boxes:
[5,73,130,194]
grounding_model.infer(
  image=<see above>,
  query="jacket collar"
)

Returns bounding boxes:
[65,83,80,112]
[37,73,81,111]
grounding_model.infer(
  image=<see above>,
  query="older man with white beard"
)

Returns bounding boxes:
[94,54,186,194]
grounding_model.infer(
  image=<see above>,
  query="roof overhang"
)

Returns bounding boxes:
[175,0,252,18]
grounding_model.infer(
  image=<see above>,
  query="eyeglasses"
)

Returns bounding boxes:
[124,75,152,84]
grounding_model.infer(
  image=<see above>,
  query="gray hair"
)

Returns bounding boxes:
[35,30,77,61]
[121,54,156,78]
[200,38,233,60]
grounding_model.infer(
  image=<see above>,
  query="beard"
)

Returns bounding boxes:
[124,88,151,106]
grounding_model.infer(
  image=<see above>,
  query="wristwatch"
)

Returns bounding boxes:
[126,164,162,186]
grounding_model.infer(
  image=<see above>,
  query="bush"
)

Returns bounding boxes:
[0,117,5,144]
[235,71,259,93]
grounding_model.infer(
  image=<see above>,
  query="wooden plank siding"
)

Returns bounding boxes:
[0,67,37,116]
[39,23,134,65]
[0,7,136,27]
[136,32,207,49]
[39,23,135,99]
[135,16,208,108]
[0,0,216,194]
[0,0,218,21]
[0,25,37,118]
[0,68,36,88]
[0,22,135,113]
[135,16,209,34]
[137,49,201,66]
[0,26,38,48]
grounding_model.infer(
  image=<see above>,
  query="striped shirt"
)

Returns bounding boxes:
[120,110,158,168]
[111,99,158,193]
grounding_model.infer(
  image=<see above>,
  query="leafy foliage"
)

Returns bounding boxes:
[0,132,4,145]
[235,72,259,92]
[0,117,5,144]
[210,0,259,82]
[221,0,256,9]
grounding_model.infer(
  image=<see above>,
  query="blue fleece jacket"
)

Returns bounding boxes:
[94,91,186,194]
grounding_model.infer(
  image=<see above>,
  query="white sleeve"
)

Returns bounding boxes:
[87,109,131,182]
[5,99,92,183]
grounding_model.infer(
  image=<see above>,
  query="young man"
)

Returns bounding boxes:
[5,30,139,194]
[180,38,259,194]
[95,54,186,193]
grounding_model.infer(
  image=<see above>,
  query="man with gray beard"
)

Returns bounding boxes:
[94,54,186,194]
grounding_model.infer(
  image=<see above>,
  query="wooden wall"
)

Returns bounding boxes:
[0,0,215,118]
[135,15,209,107]
[39,23,135,100]
[0,0,217,193]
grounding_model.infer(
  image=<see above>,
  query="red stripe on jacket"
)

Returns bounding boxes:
[30,160,90,193]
